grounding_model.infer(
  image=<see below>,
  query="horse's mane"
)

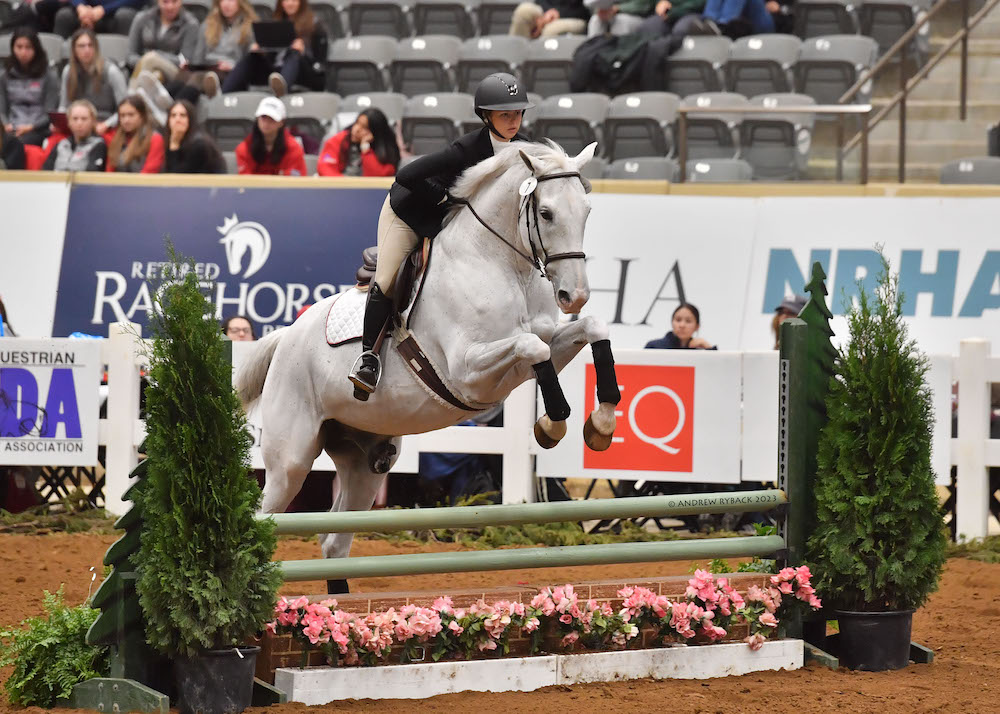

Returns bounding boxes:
[449,141,576,203]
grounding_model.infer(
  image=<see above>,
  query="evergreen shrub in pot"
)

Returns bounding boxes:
[807,256,946,671]
[136,250,282,713]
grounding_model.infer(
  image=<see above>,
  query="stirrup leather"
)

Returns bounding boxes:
[348,350,382,393]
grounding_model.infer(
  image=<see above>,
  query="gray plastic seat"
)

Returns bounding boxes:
[478,1,520,35]
[522,35,588,97]
[304,153,318,175]
[0,1,13,25]
[283,92,341,145]
[605,157,680,181]
[311,0,347,41]
[793,0,860,39]
[939,157,1000,185]
[348,0,412,39]
[456,35,528,94]
[679,92,748,160]
[685,158,753,182]
[413,0,479,38]
[531,93,609,156]
[860,0,930,65]
[725,34,801,97]
[794,34,878,105]
[401,92,474,155]
[183,0,210,23]
[327,36,395,95]
[741,93,816,180]
[580,155,607,180]
[603,92,679,161]
[251,2,271,19]
[96,33,129,69]
[222,150,238,174]
[391,35,461,95]
[205,91,268,151]
[338,91,408,129]
[38,32,63,66]
[665,35,731,98]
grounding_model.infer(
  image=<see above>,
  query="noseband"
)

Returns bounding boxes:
[451,170,588,279]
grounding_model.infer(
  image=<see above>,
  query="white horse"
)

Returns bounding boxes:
[235,141,621,592]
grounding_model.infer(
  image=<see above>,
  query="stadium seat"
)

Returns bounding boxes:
[252,2,272,19]
[679,92,747,160]
[605,157,680,181]
[456,35,528,95]
[205,91,268,151]
[390,35,461,96]
[413,0,479,39]
[664,35,731,98]
[580,155,607,180]
[222,150,239,175]
[326,36,396,96]
[793,0,860,39]
[521,35,587,97]
[311,0,347,41]
[348,0,412,39]
[283,92,341,146]
[603,91,680,161]
[859,0,930,65]
[939,157,1000,185]
[338,91,408,129]
[0,0,12,26]
[794,34,878,105]
[401,93,473,155]
[740,93,816,180]
[304,153,318,175]
[96,34,129,69]
[183,0,211,23]
[38,32,63,67]
[725,34,801,98]
[531,93,609,156]
[478,1,520,35]
[685,158,754,182]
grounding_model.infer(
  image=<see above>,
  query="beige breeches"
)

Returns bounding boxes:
[509,3,587,37]
[131,51,181,82]
[374,194,419,295]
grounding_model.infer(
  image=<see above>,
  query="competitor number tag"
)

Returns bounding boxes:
[518,176,538,196]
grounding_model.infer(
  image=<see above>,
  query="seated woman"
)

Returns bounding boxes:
[235,96,306,175]
[197,0,260,98]
[107,95,165,172]
[221,314,256,341]
[127,0,200,84]
[692,0,774,38]
[60,29,128,136]
[42,99,107,171]
[0,29,60,147]
[635,0,705,48]
[0,122,26,169]
[222,0,328,97]
[645,303,716,350]
[162,98,225,173]
[509,0,589,38]
[584,0,656,37]
[317,109,399,177]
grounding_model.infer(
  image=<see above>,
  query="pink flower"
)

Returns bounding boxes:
[560,631,580,648]
[746,633,766,651]
[530,592,555,616]
[794,566,813,586]
[522,616,540,633]
[265,621,276,634]
[432,596,454,614]
[759,612,778,628]
[477,638,498,652]
[289,596,309,610]
[448,620,464,635]
[559,613,573,625]
[777,581,793,595]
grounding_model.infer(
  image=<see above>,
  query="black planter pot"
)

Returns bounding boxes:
[835,609,914,671]
[174,646,260,714]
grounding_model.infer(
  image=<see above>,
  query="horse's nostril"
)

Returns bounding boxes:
[558,290,571,304]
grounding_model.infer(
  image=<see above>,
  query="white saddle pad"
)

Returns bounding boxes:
[325,289,367,345]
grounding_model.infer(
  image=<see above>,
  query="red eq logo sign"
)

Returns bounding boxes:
[583,364,695,472]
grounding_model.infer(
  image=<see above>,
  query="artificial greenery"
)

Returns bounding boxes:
[135,246,281,658]
[0,589,110,707]
[806,255,947,612]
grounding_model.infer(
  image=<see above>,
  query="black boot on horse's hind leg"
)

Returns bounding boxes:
[349,283,393,399]
[327,579,349,595]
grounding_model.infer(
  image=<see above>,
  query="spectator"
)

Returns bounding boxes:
[317,109,399,177]
[635,0,706,46]
[0,28,59,147]
[509,0,589,38]
[221,314,256,340]
[0,122,27,170]
[696,0,775,38]
[235,96,306,175]
[51,0,144,38]
[42,98,107,170]
[106,94,165,172]
[198,0,260,98]
[771,294,805,349]
[162,98,225,173]
[60,29,128,135]
[584,0,656,36]
[645,302,716,349]
[127,0,200,83]
[222,0,328,97]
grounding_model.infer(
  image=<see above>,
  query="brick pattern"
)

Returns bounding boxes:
[255,573,769,684]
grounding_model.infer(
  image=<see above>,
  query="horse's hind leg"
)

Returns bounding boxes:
[319,431,401,594]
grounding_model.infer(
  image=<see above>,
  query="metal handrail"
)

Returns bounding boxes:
[676,104,873,183]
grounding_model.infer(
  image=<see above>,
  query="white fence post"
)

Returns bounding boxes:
[103,322,142,516]
[501,380,536,504]
[955,338,991,541]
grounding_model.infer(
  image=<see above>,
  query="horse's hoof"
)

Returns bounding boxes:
[534,415,565,450]
[353,386,370,402]
[327,579,349,595]
[584,414,614,451]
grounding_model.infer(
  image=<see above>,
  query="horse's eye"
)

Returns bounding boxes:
[540,207,554,221]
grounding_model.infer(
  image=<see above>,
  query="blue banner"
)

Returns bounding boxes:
[53,184,388,337]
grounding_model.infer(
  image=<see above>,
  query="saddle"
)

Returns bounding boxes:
[354,240,431,320]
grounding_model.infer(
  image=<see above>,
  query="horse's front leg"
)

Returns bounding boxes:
[548,316,621,452]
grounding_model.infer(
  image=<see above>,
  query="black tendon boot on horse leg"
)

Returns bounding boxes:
[532,359,571,449]
[349,283,393,400]
[584,339,621,451]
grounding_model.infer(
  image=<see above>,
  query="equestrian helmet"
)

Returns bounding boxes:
[474,72,534,119]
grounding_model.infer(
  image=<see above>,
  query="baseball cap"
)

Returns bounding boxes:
[775,295,807,315]
[255,96,286,122]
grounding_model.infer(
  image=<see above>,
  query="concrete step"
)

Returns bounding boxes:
[867,137,986,163]
[867,117,990,141]
[806,157,941,183]
[872,97,1000,120]
[906,76,1000,101]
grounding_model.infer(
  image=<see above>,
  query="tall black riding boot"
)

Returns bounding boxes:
[349,283,393,396]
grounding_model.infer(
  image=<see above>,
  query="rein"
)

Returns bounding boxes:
[451,170,587,279]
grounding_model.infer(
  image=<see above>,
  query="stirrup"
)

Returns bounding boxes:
[348,350,382,394]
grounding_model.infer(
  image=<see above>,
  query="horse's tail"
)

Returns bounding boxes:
[234,329,283,408]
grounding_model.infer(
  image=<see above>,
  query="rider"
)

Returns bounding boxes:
[348,72,534,396]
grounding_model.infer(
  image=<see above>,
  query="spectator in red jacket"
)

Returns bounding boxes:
[107,95,164,172]
[235,95,306,176]
[317,108,399,177]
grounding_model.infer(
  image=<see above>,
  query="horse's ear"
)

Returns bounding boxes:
[573,142,598,170]
[518,149,536,174]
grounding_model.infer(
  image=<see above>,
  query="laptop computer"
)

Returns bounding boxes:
[252,21,297,51]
